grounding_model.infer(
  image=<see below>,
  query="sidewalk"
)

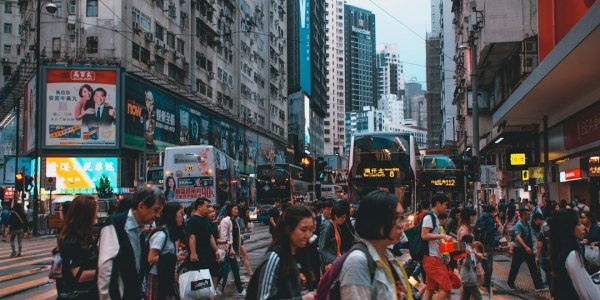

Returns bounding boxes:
[491,252,550,300]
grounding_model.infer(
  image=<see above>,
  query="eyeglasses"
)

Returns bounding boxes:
[393,215,406,226]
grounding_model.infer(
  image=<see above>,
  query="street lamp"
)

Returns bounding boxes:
[32,0,59,235]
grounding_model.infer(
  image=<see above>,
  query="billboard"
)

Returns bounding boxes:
[24,75,37,153]
[45,69,118,147]
[2,157,34,184]
[298,0,311,95]
[124,76,180,151]
[45,157,118,194]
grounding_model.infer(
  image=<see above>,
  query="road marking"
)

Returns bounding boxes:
[0,251,52,263]
[0,267,47,283]
[0,257,51,271]
[25,288,57,300]
[0,277,51,298]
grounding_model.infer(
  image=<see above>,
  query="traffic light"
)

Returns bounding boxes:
[316,157,328,181]
[463,157,474,182]
[299,155,313,181]
[300,156,312,168]
[15,173,24,192]
[25,176,34,191]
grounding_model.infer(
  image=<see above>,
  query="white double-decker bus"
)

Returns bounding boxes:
[163,145,239,206]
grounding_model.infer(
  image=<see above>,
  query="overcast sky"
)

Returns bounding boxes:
[345,0,432,89]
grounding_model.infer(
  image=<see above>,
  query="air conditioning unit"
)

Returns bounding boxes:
[144,32,154,41]
[208,71,214,80]
[1,58,8,63]
[148,60,156,66]
[182,57,189,65]
[133,22,141,30]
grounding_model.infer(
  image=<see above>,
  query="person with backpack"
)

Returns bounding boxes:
[319,205,347,270]
[97,187,165,300]
[57,195,99,299]
[145,202,187,300]
[7,204,27,257]
[506,208,546,292]
[246,204,316,300]
[338,190,413,300]
[474,205,497,288]
[420,193,453,300]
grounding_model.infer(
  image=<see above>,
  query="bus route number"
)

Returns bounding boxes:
[430,179,456,187]
[185,165,194,172]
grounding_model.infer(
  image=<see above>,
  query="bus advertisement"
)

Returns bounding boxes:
[348,132,418,210]
[163,145,239,205]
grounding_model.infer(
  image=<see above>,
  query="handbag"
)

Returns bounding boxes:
[179,269,216,300]
[56,266,98,300]
[584,245,600,267]
[49,248,63,279]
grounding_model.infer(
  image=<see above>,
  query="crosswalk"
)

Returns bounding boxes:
[0,236,58,300]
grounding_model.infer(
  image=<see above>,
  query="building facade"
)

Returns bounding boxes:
[425,33,442,148]
[324,0,346,156]
[344,5,376,113]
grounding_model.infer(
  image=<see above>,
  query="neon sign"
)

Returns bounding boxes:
[361,167,400,178]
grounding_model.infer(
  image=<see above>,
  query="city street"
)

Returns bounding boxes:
[0,222,552,299]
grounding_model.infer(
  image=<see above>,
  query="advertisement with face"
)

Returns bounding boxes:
[243,130,258,174]
[211,118,241,162]
[45,69,118,147]
[124,76,178,151]
[257,136,286,165]
[45,157,118,194]
[24,75,37,153]
[3,157,34,184]
[179,104,210,146]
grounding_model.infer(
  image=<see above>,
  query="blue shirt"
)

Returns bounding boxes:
[514,220,533,248]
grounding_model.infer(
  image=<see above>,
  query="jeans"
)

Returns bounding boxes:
[461,284,482,300]
[540,258,551,286]
[481,246,493,288]
[221,255,243,293]
[10,229,23,254]
[507,247,544,289]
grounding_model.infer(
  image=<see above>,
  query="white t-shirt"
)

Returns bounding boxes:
[422,213,442,258]
[149,231,177,275]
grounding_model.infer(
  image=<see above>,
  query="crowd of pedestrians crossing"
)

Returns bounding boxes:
[6,184,594,300]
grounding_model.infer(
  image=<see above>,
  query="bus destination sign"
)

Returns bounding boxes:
[430,179,457,187]
[360,167,400,179]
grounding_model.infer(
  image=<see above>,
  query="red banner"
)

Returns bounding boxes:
[563,102,600,149]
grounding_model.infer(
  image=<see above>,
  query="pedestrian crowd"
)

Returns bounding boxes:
[4,185,597,300]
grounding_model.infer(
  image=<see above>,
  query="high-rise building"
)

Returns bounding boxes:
[324,0,346,156]
[426,33,442,149]
[438,0,456,150]
[378,94,404,125]
[405,81,427,129]
[344,5,376,113]
[376,44,405,97]
[287,0,328,159]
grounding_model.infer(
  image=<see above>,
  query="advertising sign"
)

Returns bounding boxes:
[179,104,210,146]
[24,75,37,153]
[3,157,33,184]
[560,168,582,182]
[590,156,600,177]
[212,118,242,163]
[45,69,118,147]
[563,101,600,150]
[45,157,118,194]
[257,135,286,166]
[124,76,178,151]
[298,0,311,95]
[505,148,530,170]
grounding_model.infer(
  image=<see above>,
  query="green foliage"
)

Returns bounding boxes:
[96,174,113,199]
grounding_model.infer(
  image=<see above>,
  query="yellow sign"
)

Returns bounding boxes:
[510,153,526,165]
[430,179,457,187]
[522,170,529,181]
[185,165,194,172]
[362,167,400,178]
[529,167,544,179]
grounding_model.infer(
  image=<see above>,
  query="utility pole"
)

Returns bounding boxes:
[312,147,316,201]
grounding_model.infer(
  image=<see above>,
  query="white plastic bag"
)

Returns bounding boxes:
[584,245,600,267]
[179,269,216,300]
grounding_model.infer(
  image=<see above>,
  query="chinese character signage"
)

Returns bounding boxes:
[589,156,600,177]
[563,101,600,150]
[24,75,37,153]
[298,0,311,95]
[45,69,118,147]
[560,168,582,182]
[360,167,401,179]
[45,157,118,194]
[506,148,531,170]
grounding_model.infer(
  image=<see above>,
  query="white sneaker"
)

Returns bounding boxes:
[239,289,247,296]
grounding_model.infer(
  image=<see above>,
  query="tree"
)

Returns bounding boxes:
[96,174,113,199]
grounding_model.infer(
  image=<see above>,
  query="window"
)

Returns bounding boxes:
[52,38,61,58]
[132,8,151,31]
[140,47,150,64]
[53,1,63,18]
[168,63,185,83]
[5,2,12,14]
[155,56,165,73]
[68,0,76,15]
[86,36,98,53]
[132,42,140,60]
[3,66,11,76]
[176,38,184,54]
[155,23,164,41]
[4,23,12,34]
[86,0,98,17]
[3,44,10,55]
[166,32,175,48]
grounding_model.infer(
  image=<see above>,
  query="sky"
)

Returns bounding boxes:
[345,0,432,89]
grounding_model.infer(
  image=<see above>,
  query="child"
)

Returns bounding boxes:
[459,235,483,300]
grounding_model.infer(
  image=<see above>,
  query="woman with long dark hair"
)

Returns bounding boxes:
[580,211,600,245]
[146,202,186,300]
[164,176,176,201]
[57,195,99,299]
[218,203,245,295]
[250,204,316,300]
[550,209,600,299]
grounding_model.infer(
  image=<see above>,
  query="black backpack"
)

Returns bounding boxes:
[408,212,436,261]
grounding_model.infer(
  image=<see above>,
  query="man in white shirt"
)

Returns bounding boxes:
[421,193,453,300]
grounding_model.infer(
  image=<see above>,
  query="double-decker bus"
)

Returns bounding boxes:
[348,132,418,210]
[416,154,465,207]
[163,145,239,206]
[256,164,310,204]
[146,166,164,187]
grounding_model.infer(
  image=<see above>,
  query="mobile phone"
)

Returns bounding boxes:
[243,234,251,241]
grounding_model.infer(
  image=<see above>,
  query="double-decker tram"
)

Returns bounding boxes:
[348,132,418,211]
[416,154,465,207]
[256,164,310,204]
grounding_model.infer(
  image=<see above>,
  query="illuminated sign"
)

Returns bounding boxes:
[522,170,529,181]
[3,187,14,200]
[560,168,582,182]
[351,26,371,35]
[430,179,457,187]
[590,156,600,177]
[361,167,400,178]
[510,153,526,166]
[46,157,118,194]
